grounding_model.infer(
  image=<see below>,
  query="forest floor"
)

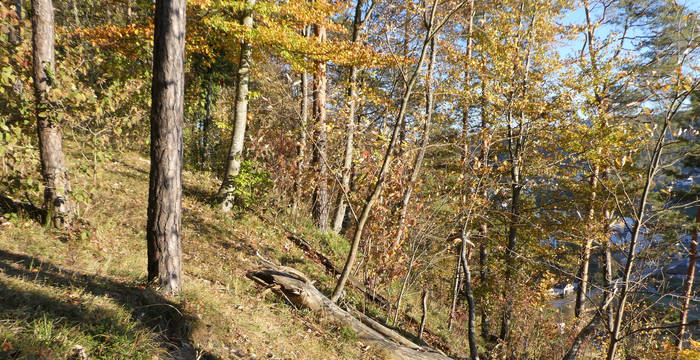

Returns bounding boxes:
[0,143,394,360]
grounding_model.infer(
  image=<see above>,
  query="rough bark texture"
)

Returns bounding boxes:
[218,0,255,211]
[31,0,74,228]
[330,1,438,303]
[394,37,436,248]
[146,0,186,294]
[332,0,364,234]
[311,23,329,232]
[677,208,700,349]
[247,257,450,360]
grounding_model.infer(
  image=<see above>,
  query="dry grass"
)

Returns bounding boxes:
[0,144,383,359]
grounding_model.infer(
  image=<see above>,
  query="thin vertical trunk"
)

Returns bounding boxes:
[201,72,213,166]
[218,0,256,211]
[292,26,311,215]
[146,0,186,294]
[332,0,364,233]
[311,22,329,232]
[447,251,462,331]
[460,229,479,360]
[478,78,492,341]
[461,0,475,164]
[393,246,417,325]
[418,289,429,340]
[603,208,614,332]
[575,165,599,317]
[31,0,73,228]
[677,209,700,349]
[606,118,670,360]
[393,37,437,248]
[330,0,439,303]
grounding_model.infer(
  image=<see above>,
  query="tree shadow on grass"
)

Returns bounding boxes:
[0,195,45,224]
[0,249,218,359]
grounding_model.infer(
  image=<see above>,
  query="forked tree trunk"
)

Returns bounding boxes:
[31,0,73,228]
[677,208,700,349]
[311,22,329,232]
[146,0,186,294]
[332,0,365,233]
[330,0,439,303]
[218,0,256,211]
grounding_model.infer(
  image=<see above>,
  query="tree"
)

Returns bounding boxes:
[146,0,186,294]
[311,11,329,232]
[31,0,73,228]
[218,0,256,211]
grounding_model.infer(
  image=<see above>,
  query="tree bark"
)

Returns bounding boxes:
[146,0,186,294]
[31,0,73,228]
[419,289,429,340]
[393,37,436,249]
[292,26,311,215]
[575,165,599,317]
[330,0,439,303]
[447,250,461,331]
[201,71,213,166]
[218,0,256,211]
[677,208,700,349]
[331,0,364,233]
[459,229,479,360]
[311,22,329,232]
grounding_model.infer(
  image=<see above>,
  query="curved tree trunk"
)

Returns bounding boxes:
[218,0,256,211]
[31,0,74,228]
[146,0,186,294]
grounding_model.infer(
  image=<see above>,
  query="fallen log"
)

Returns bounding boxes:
[286,234,451,354]
[247,254,451,360]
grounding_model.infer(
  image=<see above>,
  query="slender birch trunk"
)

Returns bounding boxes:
[218,0,256,211]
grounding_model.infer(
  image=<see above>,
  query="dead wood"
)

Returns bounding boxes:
[246,254,451,360]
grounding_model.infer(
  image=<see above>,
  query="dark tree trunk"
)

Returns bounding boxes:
[201,71,212,167]
[147,0,186,294]
[31,0,73,228]
[311,23,329,232]
[677,208,700,349]
[218,0,256,211]
[292,26,311,215]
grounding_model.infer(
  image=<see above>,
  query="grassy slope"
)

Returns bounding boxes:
[0,145,384,359]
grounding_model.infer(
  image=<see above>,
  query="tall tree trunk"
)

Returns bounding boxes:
[31,0,73,228]
[393,37,437,248]
[147,0,186,294]
[447,251,462,331]
[606,118,670,360]
[478,78,492,341]
[218,0,256,211]
[677,208,700,349]
[332,0,364,233]
[575,165,599,317]
[292,26,311,215]
[331,0,439,303]
[500,134,521,342]
[311,22,329,232]
[460,229,479,360]
[418,289,429,340]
